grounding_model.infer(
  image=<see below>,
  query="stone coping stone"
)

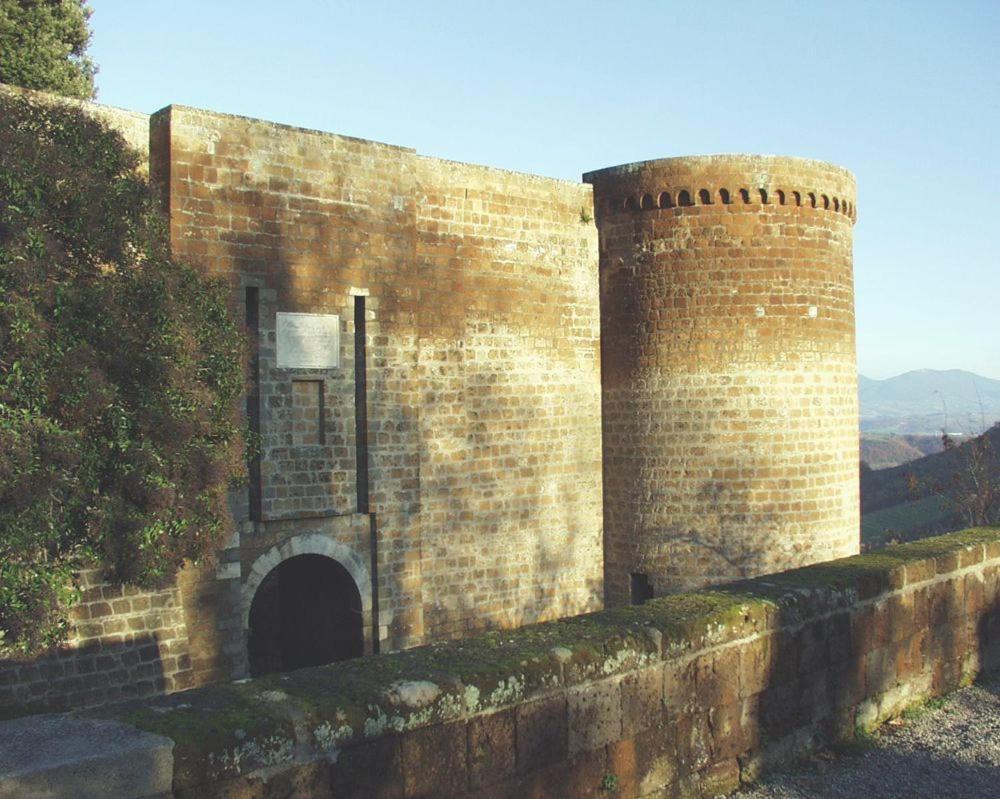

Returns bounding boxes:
[0,713,173,799]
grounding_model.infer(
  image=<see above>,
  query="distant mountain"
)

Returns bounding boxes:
[859,369,1000,434]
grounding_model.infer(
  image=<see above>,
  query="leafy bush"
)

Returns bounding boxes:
[0,92,246,654]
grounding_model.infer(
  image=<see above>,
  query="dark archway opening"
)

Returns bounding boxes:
[248,554,364,676]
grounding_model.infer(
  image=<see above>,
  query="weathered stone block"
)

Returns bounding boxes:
[798,671,833,724]
[697,647,740,710]
[663,657,698,714]
[515,696,568,774]
[851,601,889,655]
[672,711,713,777]
[707,701,750,761]
[468,709,516,789]
[738,635,774,699]
[607,728,678,798]
[620,664,664,736]
[400,721,468,798]
[904,558,935,586]
[567,679,623,755]
[933,551,961,575]
[796,621,829,676]
[885,593,916,643]
[958,543,985,568]
[332,736,404,799]
[864,646,895,699]
[758,681,801,738]
[518,749,608,799]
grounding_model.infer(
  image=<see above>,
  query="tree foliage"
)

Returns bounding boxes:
[0,93,246,654]
[936,425,1000,527]
[0,0,96,99]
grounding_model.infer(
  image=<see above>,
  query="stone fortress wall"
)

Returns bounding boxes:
[0,88,859,717]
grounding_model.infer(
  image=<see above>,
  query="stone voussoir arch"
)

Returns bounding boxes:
[242,533,372,630]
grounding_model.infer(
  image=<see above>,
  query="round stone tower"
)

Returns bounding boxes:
[584,155,859,604]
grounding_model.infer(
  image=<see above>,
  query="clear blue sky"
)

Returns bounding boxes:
[87,1,999,380]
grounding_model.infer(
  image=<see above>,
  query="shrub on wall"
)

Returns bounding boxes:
[0,92,246,655]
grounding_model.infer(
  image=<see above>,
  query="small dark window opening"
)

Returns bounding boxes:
[759,188,769,204]
[641,193,655,210]
[678,190,693,207]
[630,572,655,605]
[808,192,817,207]
[792,191,802,206]
[776,190,786,205]
[659,191,673,208]
[739,188,751,203]
[822,194,830,209]
[719,188,731,204]
[625,195,639,211]
[833,197,840,212]
[698,189,712,205]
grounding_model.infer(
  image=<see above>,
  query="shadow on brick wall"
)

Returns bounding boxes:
[0,632,168,719]
[209,170,604,649]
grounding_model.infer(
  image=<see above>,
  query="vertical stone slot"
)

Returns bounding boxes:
[354,295,369,513]
[245,286,262,522]
[354,295,379,652]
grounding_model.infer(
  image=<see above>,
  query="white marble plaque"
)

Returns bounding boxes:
[276,312,340,369]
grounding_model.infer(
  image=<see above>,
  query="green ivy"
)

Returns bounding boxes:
[0,93,246,655]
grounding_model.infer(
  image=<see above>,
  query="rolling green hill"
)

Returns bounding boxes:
[859,424,1000,547]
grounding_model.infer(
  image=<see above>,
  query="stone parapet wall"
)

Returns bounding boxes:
[65,527,1000,798]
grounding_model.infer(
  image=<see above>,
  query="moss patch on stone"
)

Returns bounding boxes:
[99,682,297,789]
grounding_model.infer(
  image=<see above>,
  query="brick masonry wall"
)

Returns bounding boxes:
[585,156,860,602]
[0,562,243,717]
[413,157,604,640]
[153,107,605,650]
[80,528,1000,799]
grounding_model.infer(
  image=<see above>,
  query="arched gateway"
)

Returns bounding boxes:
[243,535,372,676]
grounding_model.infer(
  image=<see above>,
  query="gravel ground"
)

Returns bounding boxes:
[733,679,1000,799]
